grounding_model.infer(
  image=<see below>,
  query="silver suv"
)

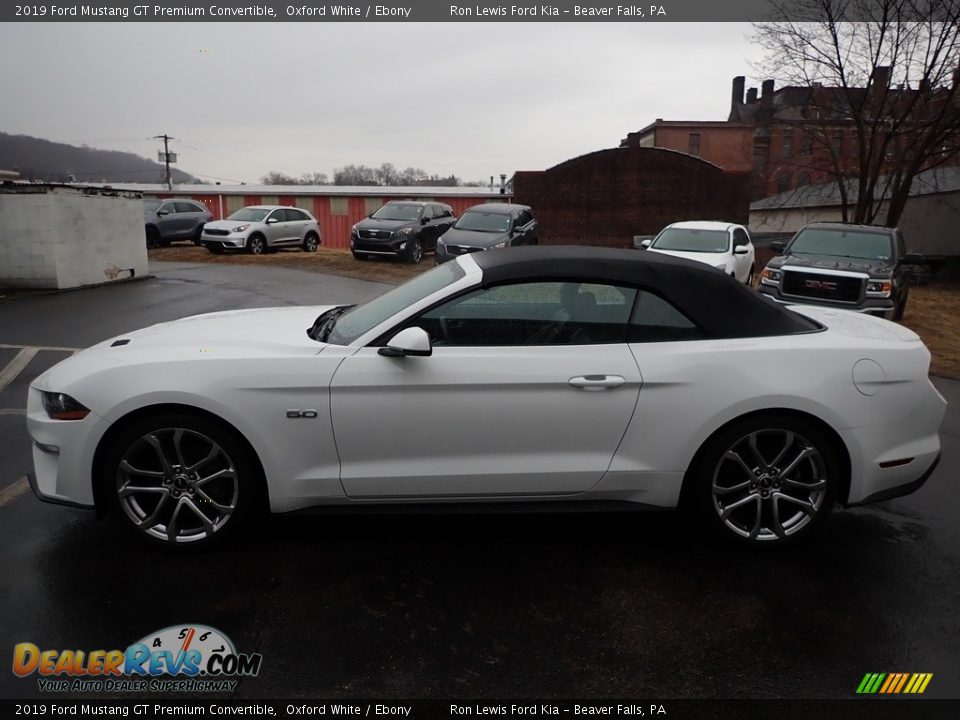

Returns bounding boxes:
[144,198,213,247]
[200,205,322,254]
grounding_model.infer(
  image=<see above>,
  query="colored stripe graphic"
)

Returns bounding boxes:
[857,672,932,694]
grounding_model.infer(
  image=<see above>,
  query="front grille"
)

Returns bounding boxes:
[204,228,230,236]
[782,271,863,304]
[446,245,483,256]
[359,229,392,240]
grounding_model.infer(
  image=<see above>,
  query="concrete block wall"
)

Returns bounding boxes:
[0,186,148,289]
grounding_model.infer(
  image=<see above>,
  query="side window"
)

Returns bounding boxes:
[517,210,533,227]
[440,206,453,219]
[412,281,637,347]
[733,229,749,246]
[159,202,175,214]
[423,205,437,221]
[286,209,307,222]
[266,209,284,223]
[628,291,706,343]
[174,202,199,214]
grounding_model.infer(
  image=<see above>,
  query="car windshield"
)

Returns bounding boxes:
[789,228,893,261]
[227,208,271,222]
[651,228,729,253]
[454,211,511,233]
[371,204,422,221]
[143,199,161,212]
[324,261,467,345]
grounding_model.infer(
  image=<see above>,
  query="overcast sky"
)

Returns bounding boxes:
[1,22,767,184]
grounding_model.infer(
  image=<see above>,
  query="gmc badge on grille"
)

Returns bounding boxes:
[804,279,838,290]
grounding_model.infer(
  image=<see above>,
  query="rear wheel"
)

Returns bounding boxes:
[146,227,161,249]
[690,414,839,545]
[302,232,319,252]
[247,234,266,255]
[101,413,260,548]
[193,225,204,245]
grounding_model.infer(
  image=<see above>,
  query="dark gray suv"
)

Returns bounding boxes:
[435,203,537,264]
[144,198,213,248]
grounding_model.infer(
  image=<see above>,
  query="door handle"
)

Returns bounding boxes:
[568,375,626,391]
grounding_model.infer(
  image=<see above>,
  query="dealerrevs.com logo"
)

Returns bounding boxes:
[13,624,262,693]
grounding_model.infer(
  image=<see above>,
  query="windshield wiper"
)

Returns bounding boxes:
[306,305,354,342]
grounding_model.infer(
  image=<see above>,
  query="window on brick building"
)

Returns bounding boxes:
[800,134,813,155]
[776,174,791,194]
[781,131,793,159]
[688,133,701,156]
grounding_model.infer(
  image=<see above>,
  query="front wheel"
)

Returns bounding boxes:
[690,414,839,545]
[405,238,424,264]
[746,265,755,287]
[246,235,266,255]
[146,228,161,249]
[101,413,260,548]
[893,291,908,321]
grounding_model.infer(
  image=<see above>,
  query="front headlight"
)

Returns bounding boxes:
[393,227,414,237]
[866,280,893,297]
[491,241,508,249]
[351,224,360,235]
[761,268,782,285]
[231,224,249,233]
[41,392,90,421]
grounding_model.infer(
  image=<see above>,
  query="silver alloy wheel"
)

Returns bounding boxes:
[304,234,318,252]
[409,239,423,263]
[711,429,827,541]
[248,236,265,254]
[117,428,239,544]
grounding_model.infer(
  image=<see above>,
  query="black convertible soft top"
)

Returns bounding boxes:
[472,245,818,338]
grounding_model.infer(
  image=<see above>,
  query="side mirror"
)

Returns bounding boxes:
[421,217,429,225]
[266,217,278,224]
[157,209,169,216]
[901,252,924,265]
[378,326,432,357]
[640,238,652,249]
[734,246,749,255]
[771,241,786,253]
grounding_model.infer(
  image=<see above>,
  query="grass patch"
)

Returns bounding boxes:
[901,284,960,379]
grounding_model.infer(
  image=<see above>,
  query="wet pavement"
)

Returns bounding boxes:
[0,261,957,701]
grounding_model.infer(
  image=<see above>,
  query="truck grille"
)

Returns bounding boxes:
[782,270,863,304]
[446,245,483,256]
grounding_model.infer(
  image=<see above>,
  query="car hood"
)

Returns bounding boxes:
[32,306,336,392]
[768,253,893,276]
[646,248,728,266]
[441,227,510,248]
[356,218,418,232]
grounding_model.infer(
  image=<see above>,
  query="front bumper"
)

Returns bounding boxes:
[26,472,94,510]
[201,234,247,250]
[351,234,410,256]
[758,283,896,319]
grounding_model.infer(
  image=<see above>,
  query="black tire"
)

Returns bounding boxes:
[302,232,320,253]
[893,291,908,321]
[100,412,262,549]
[747,265,756,287]
[193,225,204,245]
[687,413,839,546]
[246,234,266,255]
[146,227,161,249]
[405,238,424,264]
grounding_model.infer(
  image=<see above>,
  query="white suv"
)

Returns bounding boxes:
[200,205,322,254]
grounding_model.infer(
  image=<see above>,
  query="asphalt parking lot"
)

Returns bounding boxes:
[0,260,958,700]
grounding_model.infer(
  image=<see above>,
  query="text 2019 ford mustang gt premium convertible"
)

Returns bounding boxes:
[26,247,945,547]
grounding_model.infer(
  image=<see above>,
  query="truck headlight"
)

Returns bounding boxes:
[866,280,892,297]
[41,392,90,421]
[761,268,782,285]
[393,227,413,237]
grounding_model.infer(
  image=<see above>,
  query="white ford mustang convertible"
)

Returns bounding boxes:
[26,247,945,547]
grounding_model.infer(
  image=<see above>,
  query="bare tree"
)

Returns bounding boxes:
[753,0,960,226]
[260,171,299,185]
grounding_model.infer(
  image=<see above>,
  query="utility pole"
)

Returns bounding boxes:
[153,134,174,190]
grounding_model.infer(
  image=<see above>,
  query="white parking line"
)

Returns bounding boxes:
[0,343,81,353]
[0,347,39,395]
[0,478,30,508]
[0,408,26,415]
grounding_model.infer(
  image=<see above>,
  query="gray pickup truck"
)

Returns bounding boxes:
[757,222,922,320]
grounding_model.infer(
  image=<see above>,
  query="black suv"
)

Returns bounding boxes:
[758,223,921,320]
[350,201,456,263]
[435,203,538,264]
